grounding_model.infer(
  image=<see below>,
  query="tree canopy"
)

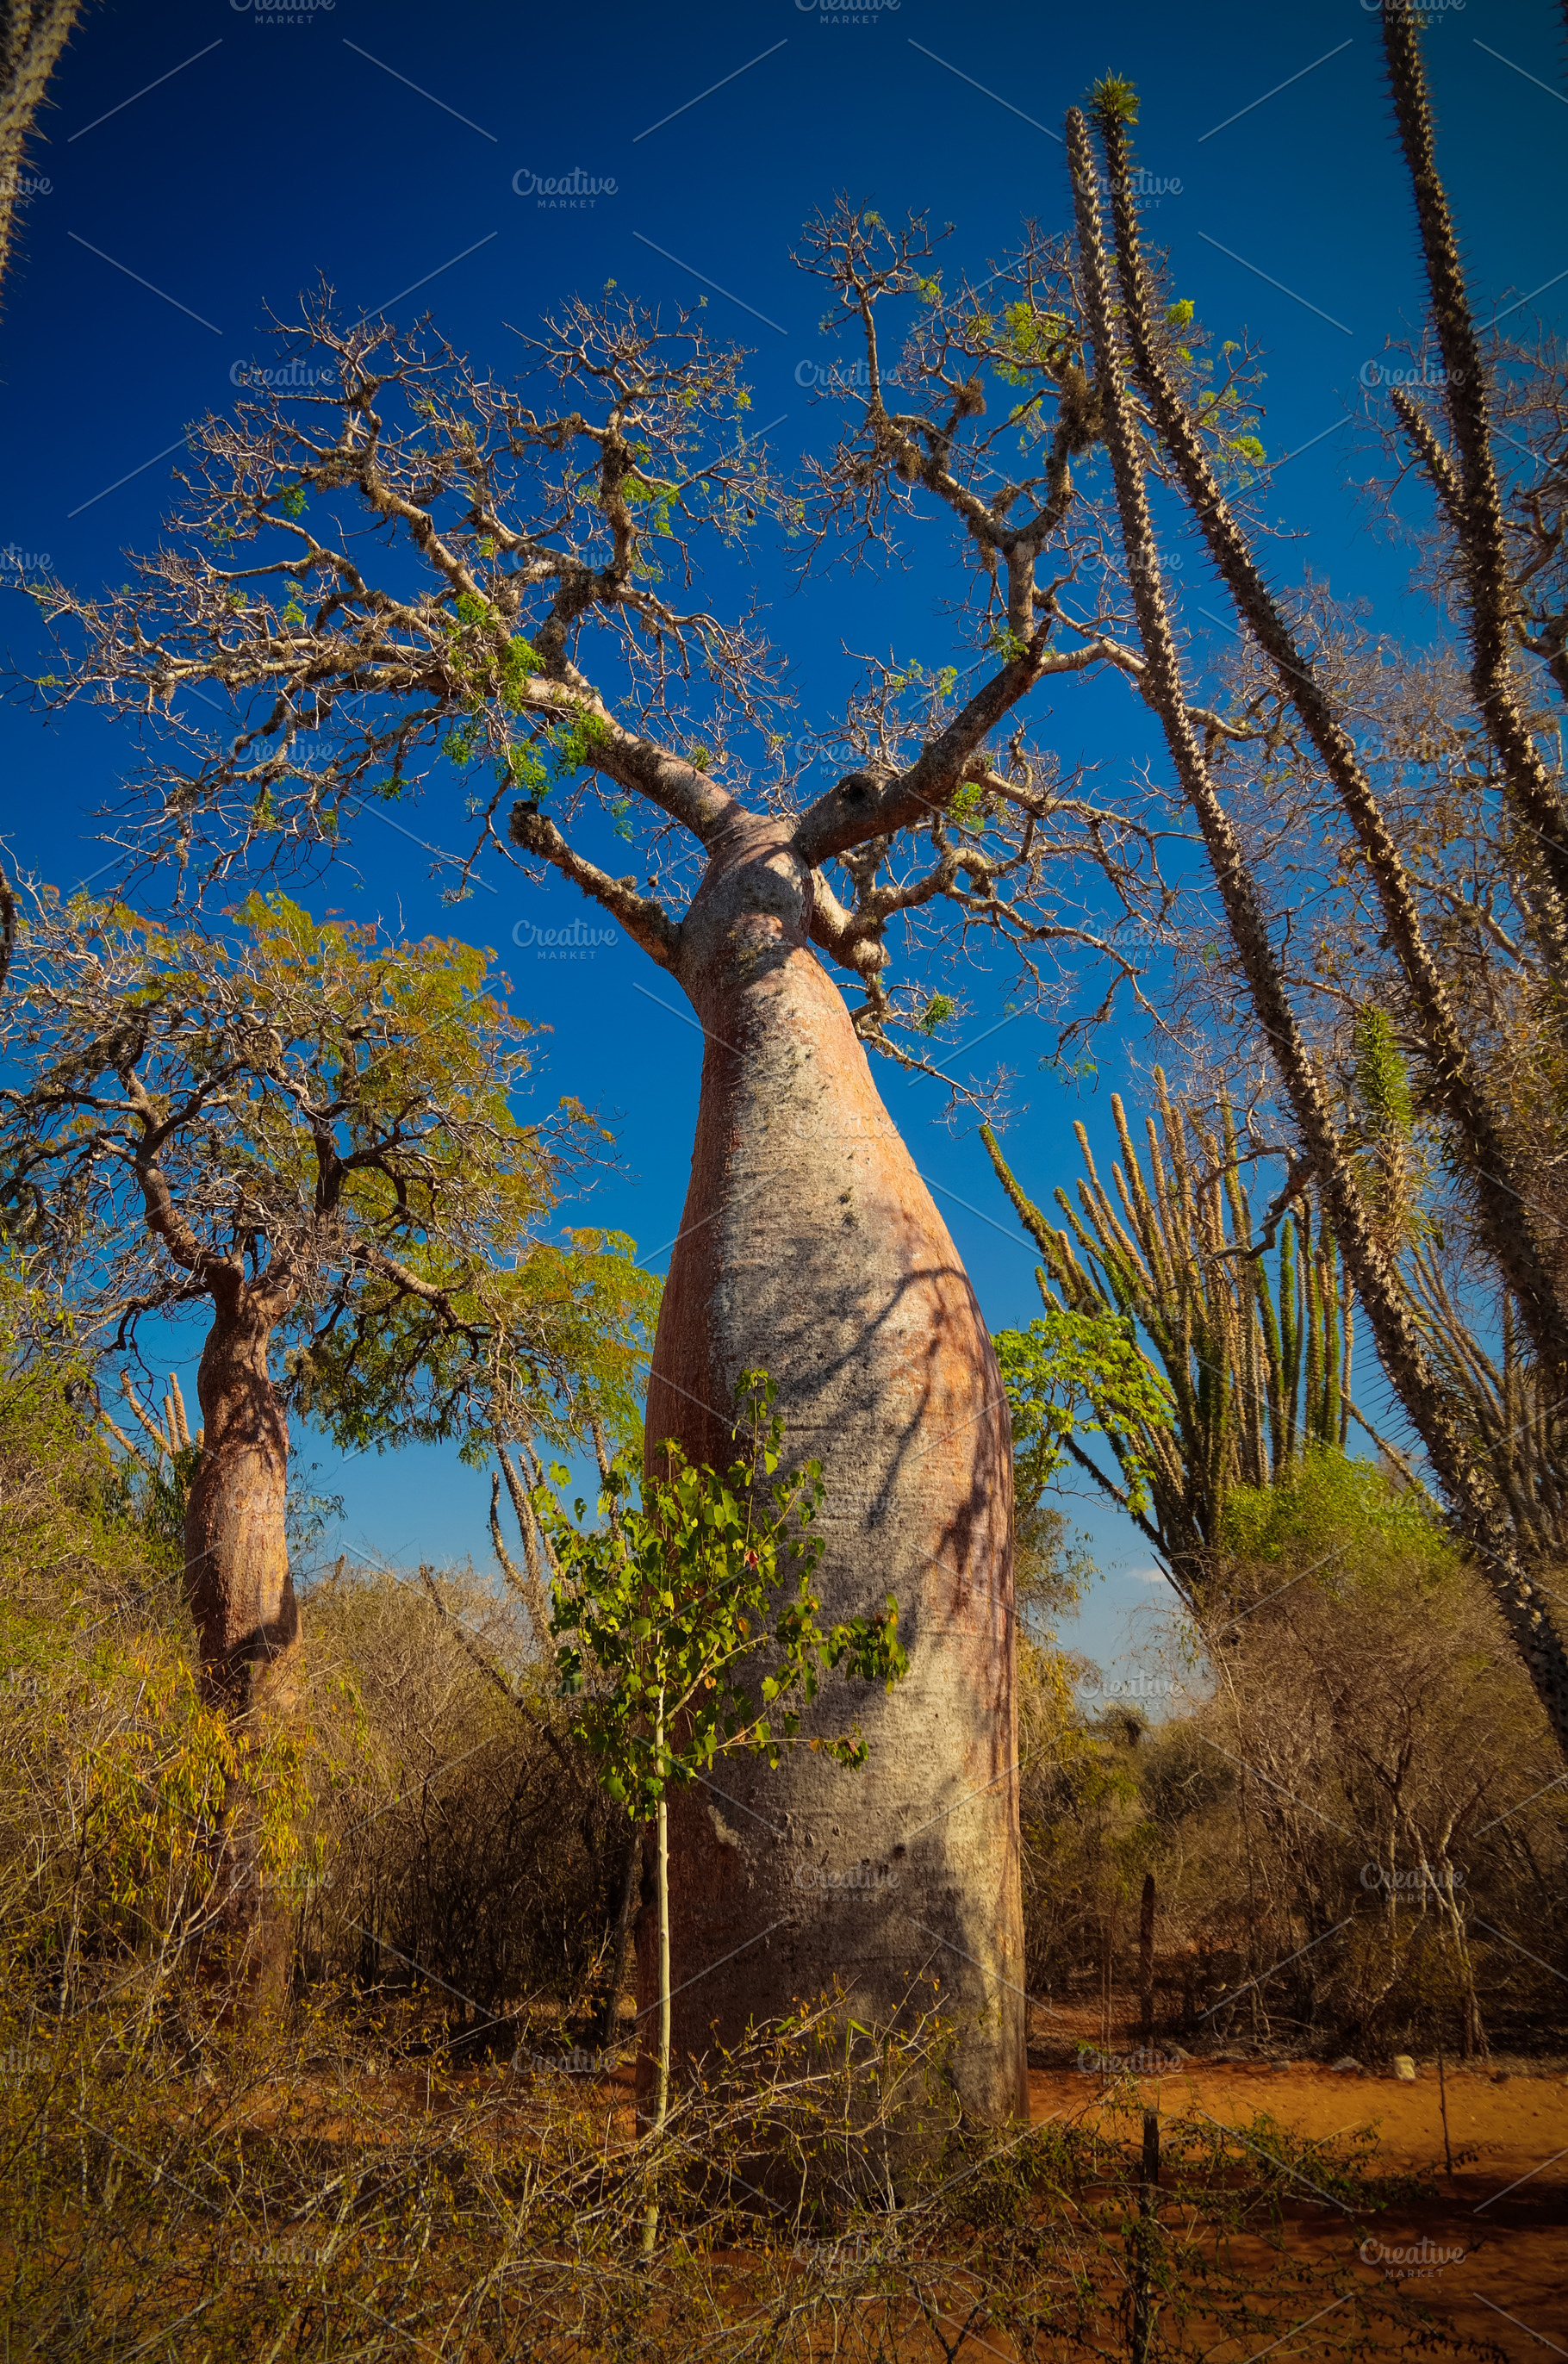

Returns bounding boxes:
[15,208,1267,1092]
[0,886,656,1457]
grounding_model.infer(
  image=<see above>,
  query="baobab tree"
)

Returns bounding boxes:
[19,209,1213,2113]
[0,886,651,1733]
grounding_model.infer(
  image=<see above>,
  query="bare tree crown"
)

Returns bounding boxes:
[22,206,1277,1096]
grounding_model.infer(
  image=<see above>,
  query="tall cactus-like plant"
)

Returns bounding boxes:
[986,1074,1402,1604]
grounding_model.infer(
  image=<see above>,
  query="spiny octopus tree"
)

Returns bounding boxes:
[1060,39,1568,1759]
[23,208,1264,2115]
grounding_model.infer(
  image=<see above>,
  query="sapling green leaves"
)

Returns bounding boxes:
[538,1370,908,1820]
[538,1368,907,2223]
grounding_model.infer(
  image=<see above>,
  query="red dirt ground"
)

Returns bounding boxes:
[1027,2000,1568,2360]
[327,1999,1567,2356]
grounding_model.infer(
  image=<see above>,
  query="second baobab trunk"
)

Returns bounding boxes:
[184,1266,301,1722]
[184,1266,301,1999]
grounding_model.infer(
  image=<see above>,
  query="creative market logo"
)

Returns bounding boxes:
[512,167,619,211]
[230,0,335,22]
[795,0,902,20]
[793,357,911,392]
[229,358,333,390]
[1091,1671,1178,1702]
[1359,1861,1465,1895]
[511,916,619,960]
[1359,358,1465,391]
[1071,160,1183,208]
[521,2044,617,2076]
[793,1857,899,1894]
[1075,2044,1185,2076]
[1359,2236,1467,2281]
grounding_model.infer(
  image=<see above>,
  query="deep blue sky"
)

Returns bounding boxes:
[3,0,1563,1679]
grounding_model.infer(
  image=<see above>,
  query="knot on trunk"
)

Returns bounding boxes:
[832,769,887,808]
[509,804,551,854]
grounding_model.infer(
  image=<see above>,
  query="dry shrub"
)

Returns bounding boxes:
[0,1318,1502,2357]
[0,1318,314,2014]
[0,1970,1486,2363]
[1012,1504,1155,2019]
[1020,1453,1568,2059]
[0,1317,622,2048]
[298,1560,627,2038]
[1017,1634,1155,2020]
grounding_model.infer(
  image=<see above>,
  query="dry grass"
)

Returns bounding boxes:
[0,1342,1512,2358]
[0,1973,1498,2362]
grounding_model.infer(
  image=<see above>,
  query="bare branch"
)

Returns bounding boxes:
[507,805,680,968]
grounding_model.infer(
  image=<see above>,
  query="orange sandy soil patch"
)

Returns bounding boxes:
[1028,2026,1568,2359]
[244,2003,1567,2356]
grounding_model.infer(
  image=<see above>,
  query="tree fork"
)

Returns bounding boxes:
[1068,105,1568,1762]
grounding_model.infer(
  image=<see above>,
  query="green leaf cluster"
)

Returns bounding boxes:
[994,1309,1174,1521]
[538,1372,908,1818]
[2,893,657,1464]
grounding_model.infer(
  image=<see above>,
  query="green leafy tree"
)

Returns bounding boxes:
[537,1372,907,2240]
[0,884,653,1768]
[992,1307,1173,1528]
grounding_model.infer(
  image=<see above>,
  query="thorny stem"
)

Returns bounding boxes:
[1380,5,1568,946]
[1096,103,1568,1389]
[1068,103,1568,1759]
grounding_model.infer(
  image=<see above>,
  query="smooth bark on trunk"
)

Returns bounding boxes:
[184,1280,300,1993]
[636,815,1026,2129]
[185,1289,300,1715]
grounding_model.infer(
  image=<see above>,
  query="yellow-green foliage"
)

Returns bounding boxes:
[0,1283,313,1993]
[1218,1444,1449,1582]
[2,890,660,1463]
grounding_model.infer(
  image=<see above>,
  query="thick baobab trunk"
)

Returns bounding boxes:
[185,1289,300,1716]
[184,1281,300,1994]
[639,816,1026,2129]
